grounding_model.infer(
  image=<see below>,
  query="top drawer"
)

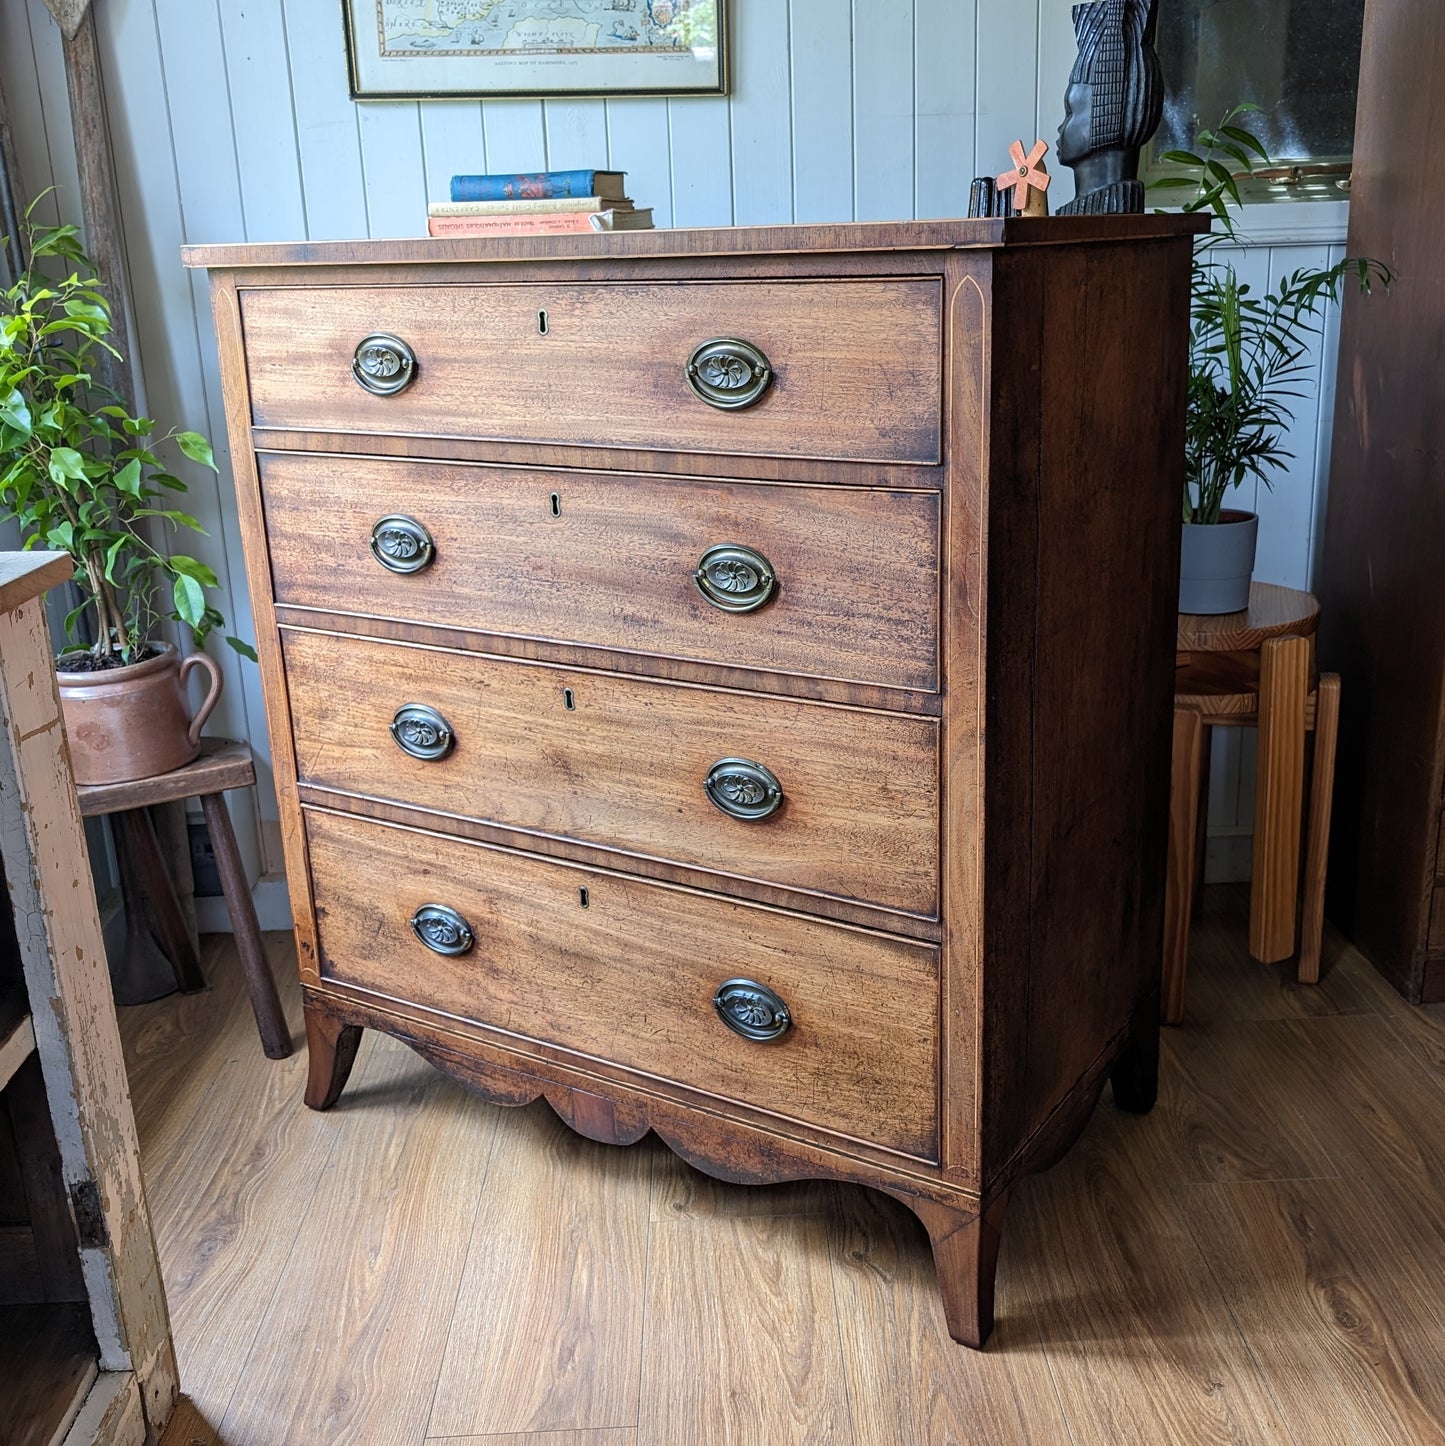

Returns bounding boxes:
[239,279,943,465]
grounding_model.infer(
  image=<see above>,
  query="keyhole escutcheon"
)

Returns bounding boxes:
[550,492,561,518]
[563,688,575,711]
[538,309,549,335]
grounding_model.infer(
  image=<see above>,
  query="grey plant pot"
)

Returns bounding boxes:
[1179,509,1259,615]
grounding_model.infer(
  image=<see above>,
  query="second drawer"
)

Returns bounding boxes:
[283,628,941,917]
[258,452,941,694]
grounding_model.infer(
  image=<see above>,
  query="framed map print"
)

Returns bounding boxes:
[342,0,727,99]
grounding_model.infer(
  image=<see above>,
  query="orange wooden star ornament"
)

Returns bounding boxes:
[996,139,1052,216]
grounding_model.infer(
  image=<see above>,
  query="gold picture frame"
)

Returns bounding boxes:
[342,0,727,100]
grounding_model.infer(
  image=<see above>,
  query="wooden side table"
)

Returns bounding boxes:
[1166,583,1342,1022]
[76,739,292,1059]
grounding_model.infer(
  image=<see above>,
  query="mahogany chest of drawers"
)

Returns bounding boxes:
[186,216,1201,1347]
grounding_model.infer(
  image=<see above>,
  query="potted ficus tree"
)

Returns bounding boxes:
[0,212,254,785]
[1152,108,1391,613]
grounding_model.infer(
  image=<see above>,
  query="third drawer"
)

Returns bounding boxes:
[258,451,941,694]
[282,627,941,918]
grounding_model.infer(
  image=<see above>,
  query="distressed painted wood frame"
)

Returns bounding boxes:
[342,0,727,101]
[0,551,178,1443]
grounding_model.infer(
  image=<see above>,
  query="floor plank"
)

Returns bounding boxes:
[428,1101,650,1438]
[1188,1177,1445,1445]
[1009,1108,1294,1445]
[649,1146,842,1222]
[828,1187,1069,1445]
[427,1433,636,1444]
[636,1213,852,1445]
[217,1034,497,1446]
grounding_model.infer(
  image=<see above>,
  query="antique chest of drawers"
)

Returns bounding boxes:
[186,216,1201,1347]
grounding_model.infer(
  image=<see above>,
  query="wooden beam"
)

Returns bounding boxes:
[42,0,94,43]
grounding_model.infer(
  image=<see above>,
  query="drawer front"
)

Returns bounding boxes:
[259,453,941,693]
[306,808,941,1159]
[284,629,940,917]
[241,279,943,464]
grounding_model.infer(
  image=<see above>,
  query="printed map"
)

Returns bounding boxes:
[374,0,711,56]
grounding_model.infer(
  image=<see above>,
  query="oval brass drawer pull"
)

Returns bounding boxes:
[685,338,773,410]
[704,757,783,821]
[411,903,474,956]
[693,543,776,613]
[390,704,455,761]
[713,978,792,1042]
[353,333,417,395]
[370,515,435,574]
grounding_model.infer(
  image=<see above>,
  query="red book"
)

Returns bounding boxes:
[427,209,654,237]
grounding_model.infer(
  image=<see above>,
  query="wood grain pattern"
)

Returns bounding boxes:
[1176,580,1321,652]
[219,1039,497,1446]
[181,214,1210,271]
[1251,635,1311,963]
[258,452,942,693]
[828,1188,1069,1446]
[305,808,941,1160]
[1300,673,1342,983]
[1163,708,1205,1025]
[74,739,255,818]
[1318,0,1445,1002]
[637,1213,850,1445]
[240,279,944,464]
[283,627,940,917]
[428,1103,649,1437]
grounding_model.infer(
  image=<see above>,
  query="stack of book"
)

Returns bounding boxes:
[428,169,655,237]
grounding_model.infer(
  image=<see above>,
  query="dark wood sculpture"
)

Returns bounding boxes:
[1057,0,1164,215]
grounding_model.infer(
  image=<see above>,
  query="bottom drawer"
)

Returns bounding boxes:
[305,808,940,1161]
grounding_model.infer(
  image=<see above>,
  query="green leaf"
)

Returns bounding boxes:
[175,431,216,471]
[169,553,219,588]
[0,389,31,434]
[103,535,128,584]
[226,635,258,662]
[1159,150,1206,168]
[46,520,74,552]
[114,457,143,497]
[47,447,87,484]
[173,573,205,628]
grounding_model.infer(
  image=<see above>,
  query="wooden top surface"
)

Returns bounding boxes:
[182,214,1208,271]
[1178,582,1321,653]
[76,737,255,816]
[0,552,73,614]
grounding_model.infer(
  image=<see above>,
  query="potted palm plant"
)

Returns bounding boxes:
[1152,109,1390,613]
[0,212,254,784]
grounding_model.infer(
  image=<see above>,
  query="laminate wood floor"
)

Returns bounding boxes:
[130,888,1445,1445]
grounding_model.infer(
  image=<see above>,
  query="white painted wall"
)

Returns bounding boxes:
[0,0,1347,909]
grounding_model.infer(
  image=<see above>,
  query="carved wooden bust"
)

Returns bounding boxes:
[1058,0,1164,216]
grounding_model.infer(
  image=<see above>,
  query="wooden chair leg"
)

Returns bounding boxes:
[1250,635,1310,964]
[112,807,207,994]
[1192,724,1212,919]
[200,791,292,1059]
[1297,674,1341,985]
[1163,707,1204,1025]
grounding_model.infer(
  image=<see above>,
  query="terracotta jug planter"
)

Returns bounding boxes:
[56,643,223,786]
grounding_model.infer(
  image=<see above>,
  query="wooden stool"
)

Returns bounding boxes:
[76,739,292,1059]
[1164,583,1342,1024]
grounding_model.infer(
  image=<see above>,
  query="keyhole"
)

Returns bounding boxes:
[563,688,575,710]
[579,887,590,908]
[550,492,561,518]
[538,309,549,335]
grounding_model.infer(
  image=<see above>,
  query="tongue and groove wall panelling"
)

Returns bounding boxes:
[0,0,1351,917]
